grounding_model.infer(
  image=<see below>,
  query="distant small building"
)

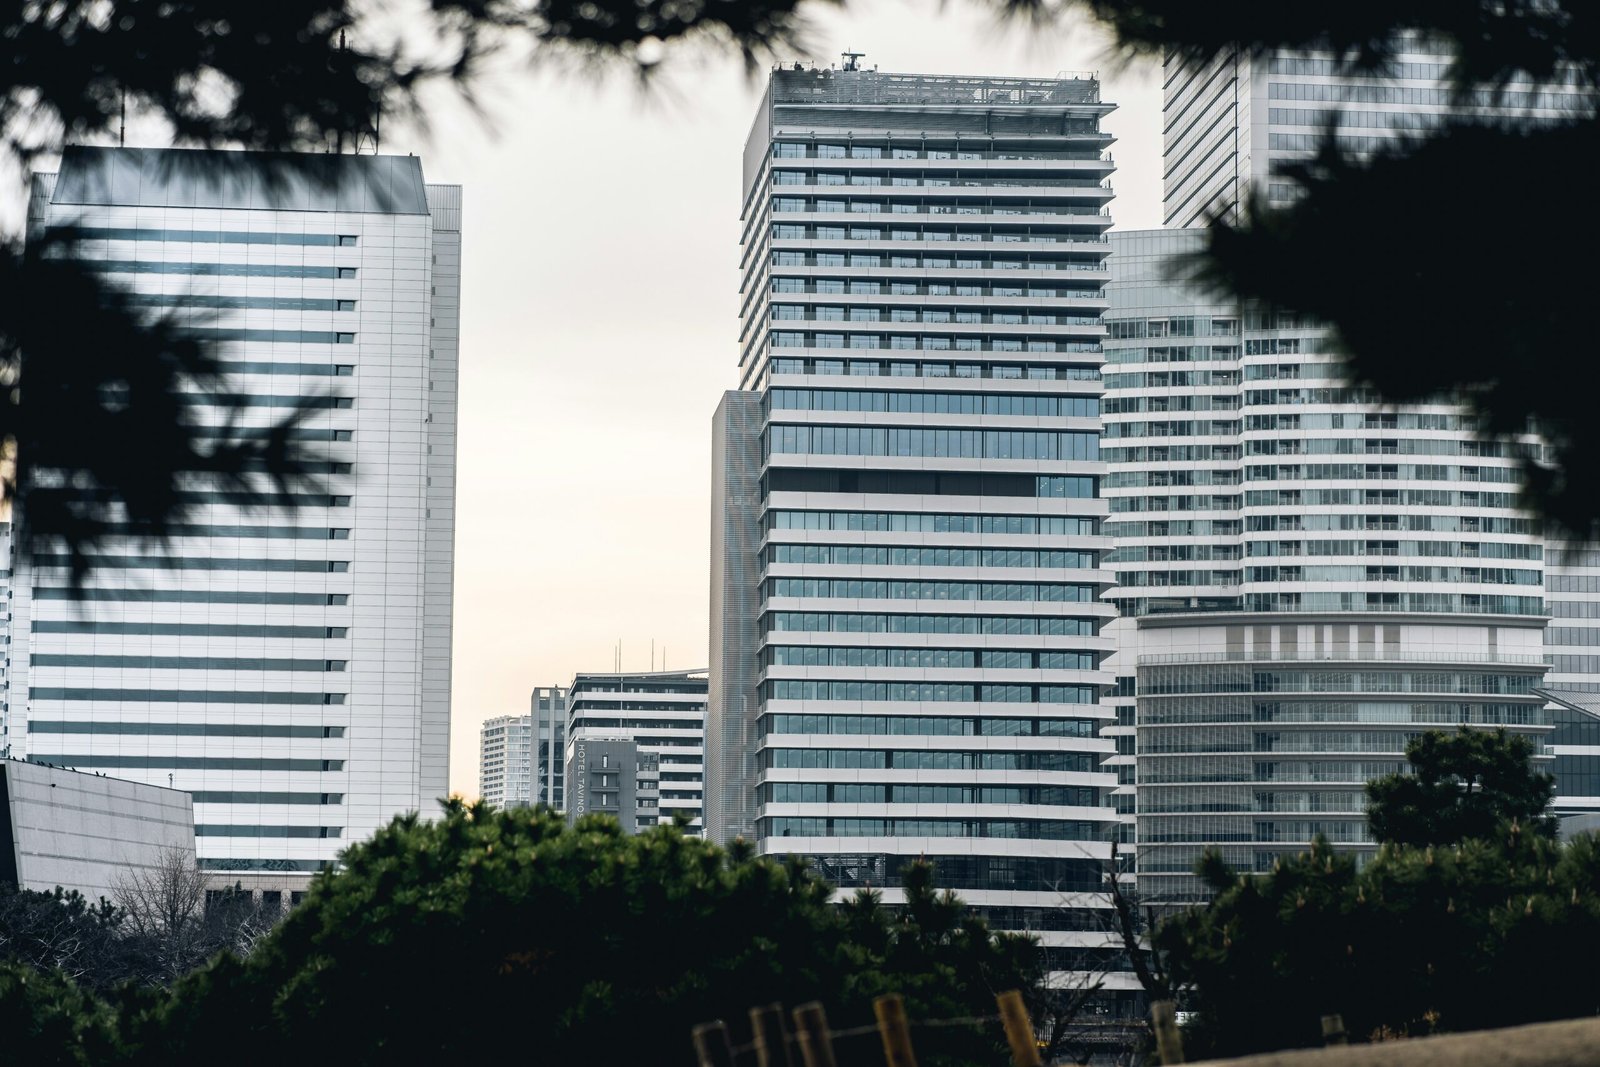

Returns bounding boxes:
[1,759,195,902]
[480,714,534,809]
[564,670,706,833]
[533,686,569,810]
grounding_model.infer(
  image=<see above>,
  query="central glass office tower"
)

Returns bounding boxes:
[710,66,1127,988]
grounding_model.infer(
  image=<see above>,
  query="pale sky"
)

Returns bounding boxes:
[373,0,1166,798]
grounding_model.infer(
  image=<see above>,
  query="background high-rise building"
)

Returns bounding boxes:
[1105,229,1550,901]
[1113,42,1592,899]
[4,146,460,874]
[710,64,1130,992]
[564,669,706,831]
[479,714,534,808]
[1162,41,1589,227]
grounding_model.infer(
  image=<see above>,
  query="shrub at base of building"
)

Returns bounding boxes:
[4,801,1050,1066]
[1156,737,1600,1063]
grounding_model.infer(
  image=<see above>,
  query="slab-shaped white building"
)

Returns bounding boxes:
[3,147,459,875]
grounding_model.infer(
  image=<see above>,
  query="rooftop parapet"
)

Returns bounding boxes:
[770,68,1100,107]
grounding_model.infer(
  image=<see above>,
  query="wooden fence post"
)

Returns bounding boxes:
[693,1020,738,1067]
[874,993,919,1067]
[1151,1000,1185,1065]
[996,989,1043,1067]
[792,1002,838,1067]
[750,1002,794,1067]
[1321,1014,1348,1046]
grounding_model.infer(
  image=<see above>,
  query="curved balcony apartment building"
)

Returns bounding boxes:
[1106,230,1550,902]
[1107,40,1600,901]
[710,66,1127,986]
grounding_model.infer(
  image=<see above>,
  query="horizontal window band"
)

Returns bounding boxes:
[36,589,348,605]
[185,427,352,442]
[190,792,344,805]
[31,656,346,672]
[195,825,343,838]
[86,524,351,540]
[88,261,351,279]
[765,467,1094,499]
[125,294,351,312]
[177,395,351,409]
[31,555,348,573]
[766,612,1100,636]
[216,363,354,377]
[182,329,355,344]
[34,622,347,638]
[761,817,1103,841]
[30,721,345,737]
[178,491,348,505]
[31,756,344,771]
[764,681,1098,704]
[765,647,1097,669]
[765,578,1099,603]
[767,545,1097,568]
[199,858,331,872]
[56,226,354,247]
[29,688,347,704]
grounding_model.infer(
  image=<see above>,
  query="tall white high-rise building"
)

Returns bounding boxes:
[4,146,460,875]
[1114,44,1592,899]
[709,65,1129,991]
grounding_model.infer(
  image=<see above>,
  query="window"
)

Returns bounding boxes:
[337,267,357,279]
[335,333,355,344]
[336,300,356,311]
[338,235,357,246]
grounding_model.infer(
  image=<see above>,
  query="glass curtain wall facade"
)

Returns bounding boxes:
[717,66,1128,991]
[564,670,706,831]
[5,147,460,873]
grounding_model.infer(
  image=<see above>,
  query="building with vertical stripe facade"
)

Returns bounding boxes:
[4,147,459,874]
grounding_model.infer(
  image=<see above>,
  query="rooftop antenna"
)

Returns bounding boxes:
[118,88,126,147]
[841,49,865,72]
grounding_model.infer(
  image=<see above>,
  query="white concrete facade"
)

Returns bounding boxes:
[1,758,196,903]
[4,147,459,874]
